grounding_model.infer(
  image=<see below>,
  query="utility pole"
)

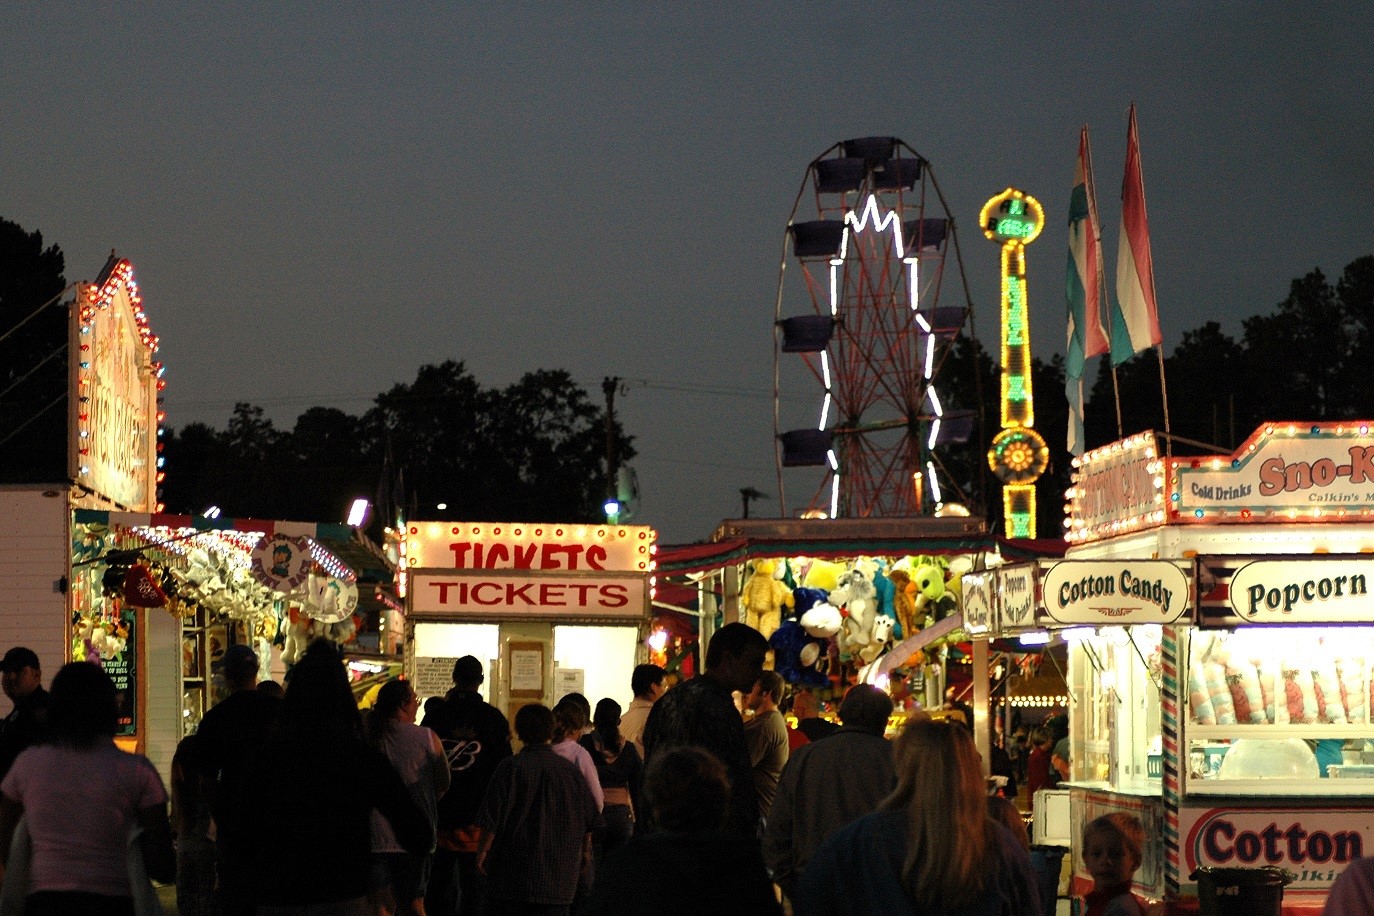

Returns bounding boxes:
[740,487,765,519]
[602,376,620,522]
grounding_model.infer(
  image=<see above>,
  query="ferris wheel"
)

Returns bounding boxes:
[773,136,975,519]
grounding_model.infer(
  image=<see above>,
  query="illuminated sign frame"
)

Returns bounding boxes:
[1064,432,1167,544]
[70,259,161,511]
[402,521,656,573]
[981,188,1048,538]
[1170,421,1374,524]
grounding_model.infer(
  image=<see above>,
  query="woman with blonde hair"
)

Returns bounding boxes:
[796,720,1041,915]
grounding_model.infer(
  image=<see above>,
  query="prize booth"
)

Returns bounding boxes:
[986,425,1374,912]
[400,522,656,720]
[654,516,1064,753]
[67,510,396,774]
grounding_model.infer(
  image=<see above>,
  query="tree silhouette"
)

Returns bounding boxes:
[161,362,633,528]
[0,218,67,483]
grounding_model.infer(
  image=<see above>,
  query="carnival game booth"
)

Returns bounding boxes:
[400,522,656,721]
[655,517,1064,746]
[1005,424,1374,913]
[68,509,395,778]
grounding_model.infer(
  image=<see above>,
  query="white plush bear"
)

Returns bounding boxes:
[800,603,843,639]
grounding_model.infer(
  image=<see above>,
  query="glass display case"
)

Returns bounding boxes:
[1068,625,1162,789]
[1181,626,1374,796]
[181,605,208,735]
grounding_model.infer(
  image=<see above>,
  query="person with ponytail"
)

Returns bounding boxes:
[367,678,450,915]
[795,719,1041,915]
[579,699,642,870]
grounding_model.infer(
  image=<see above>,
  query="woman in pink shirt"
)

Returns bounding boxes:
[0,662,175,915]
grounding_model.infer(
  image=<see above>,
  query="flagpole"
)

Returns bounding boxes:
[1130,105,1172,456]
[1085,129,1123,439]
[1157,345,1172,458]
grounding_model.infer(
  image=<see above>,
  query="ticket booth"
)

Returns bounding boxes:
[401,522,656,719]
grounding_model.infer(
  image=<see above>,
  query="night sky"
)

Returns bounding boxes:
[4,4,1370,542]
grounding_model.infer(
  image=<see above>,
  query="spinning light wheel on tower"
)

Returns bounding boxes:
[772,137,975,519]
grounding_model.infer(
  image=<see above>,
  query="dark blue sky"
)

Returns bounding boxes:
[4,4,1370,542]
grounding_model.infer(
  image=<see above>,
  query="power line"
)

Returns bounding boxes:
[0,393,66,448]
[165,376,810,414]
[634,454,773,473]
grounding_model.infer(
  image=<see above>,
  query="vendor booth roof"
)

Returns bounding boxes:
[73,509,394,585]
[655,517,1064,576]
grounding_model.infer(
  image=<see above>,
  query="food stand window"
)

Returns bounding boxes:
[1180,625,1374,796]
[1069,625,1163,786]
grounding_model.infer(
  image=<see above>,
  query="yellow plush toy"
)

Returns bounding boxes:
[742,559,794,640]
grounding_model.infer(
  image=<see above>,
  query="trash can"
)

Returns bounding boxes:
[1029,845,1068,916]
[1190,866,1289,916]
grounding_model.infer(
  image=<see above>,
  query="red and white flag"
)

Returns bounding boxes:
[1110,104,1163,365]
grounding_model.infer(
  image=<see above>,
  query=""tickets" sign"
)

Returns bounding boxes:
[405,521,654,573]
[410,571,649,621]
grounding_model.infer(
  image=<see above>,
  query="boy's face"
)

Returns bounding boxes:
[1084,831,1138,888]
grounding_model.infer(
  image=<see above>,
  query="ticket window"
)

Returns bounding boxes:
[552,625,640,710]
[413,622,501,704]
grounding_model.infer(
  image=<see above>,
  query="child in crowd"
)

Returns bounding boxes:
[1081,813,1147,916]
[1025,726,1056,802]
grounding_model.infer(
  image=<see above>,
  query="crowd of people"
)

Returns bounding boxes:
[7,625,1318,914]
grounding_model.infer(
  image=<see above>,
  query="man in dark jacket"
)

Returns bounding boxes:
[422,656,513,916]
[642,622,769,843]
[763,684,899,901]
[0,647,48,780]
[193,643,280,916]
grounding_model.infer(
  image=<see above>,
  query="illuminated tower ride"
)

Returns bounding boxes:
[981,188,1050,538]
[772,137,974,519]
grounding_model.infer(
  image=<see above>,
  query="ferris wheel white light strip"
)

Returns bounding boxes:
[829,260,842,315]
[809,193,952,514]
[848,196,904,255]
[928,388,943,416]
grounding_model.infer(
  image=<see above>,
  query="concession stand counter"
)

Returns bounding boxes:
[990,425,1374,913]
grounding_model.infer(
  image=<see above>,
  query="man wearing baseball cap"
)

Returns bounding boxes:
[0,646,49,780]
